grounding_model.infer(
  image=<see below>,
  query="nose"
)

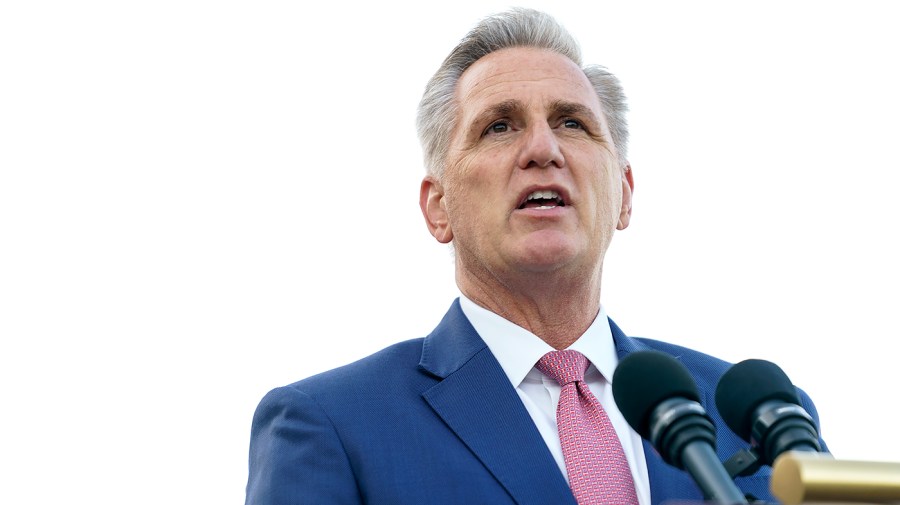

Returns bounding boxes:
[516,122,565,169]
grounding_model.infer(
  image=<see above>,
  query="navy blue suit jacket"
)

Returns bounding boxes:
[245,300,825,504]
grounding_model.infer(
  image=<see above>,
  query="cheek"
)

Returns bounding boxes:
[443,182,481,233]
[588,176,623,222]
[447,156,499,205]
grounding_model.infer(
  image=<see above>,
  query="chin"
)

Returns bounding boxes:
[513,243,583,273]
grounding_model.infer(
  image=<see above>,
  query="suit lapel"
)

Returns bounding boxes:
[419,300,576,505]
[610,318,704,505]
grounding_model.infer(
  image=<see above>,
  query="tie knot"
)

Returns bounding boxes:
[536,350,589,386]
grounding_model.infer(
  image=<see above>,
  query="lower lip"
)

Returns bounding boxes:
[514,205,570,218]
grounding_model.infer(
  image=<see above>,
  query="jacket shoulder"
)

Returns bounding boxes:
[283,337,427,395]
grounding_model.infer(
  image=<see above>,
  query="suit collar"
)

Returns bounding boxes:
[418,298,487,379]
[610,317,652,358]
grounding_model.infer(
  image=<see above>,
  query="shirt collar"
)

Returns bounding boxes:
[458,294,619,387]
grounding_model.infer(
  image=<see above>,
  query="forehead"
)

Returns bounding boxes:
[455,47,602,117]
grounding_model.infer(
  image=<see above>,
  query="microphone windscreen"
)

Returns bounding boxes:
[715,359,801,441]
[612,351,701,439]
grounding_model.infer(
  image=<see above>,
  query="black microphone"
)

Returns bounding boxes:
[613,351,748,504]
[715,359,822,466]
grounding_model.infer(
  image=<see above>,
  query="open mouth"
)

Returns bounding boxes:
[518,190,566,210]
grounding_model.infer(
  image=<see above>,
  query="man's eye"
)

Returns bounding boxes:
[563,119,583,129]
[486,121,509,135]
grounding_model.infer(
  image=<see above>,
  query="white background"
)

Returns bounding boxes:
[2,1,898,503]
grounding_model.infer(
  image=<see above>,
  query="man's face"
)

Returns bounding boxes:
[420,47,633,283]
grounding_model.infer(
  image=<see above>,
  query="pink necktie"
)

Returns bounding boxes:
[536,350,639,505]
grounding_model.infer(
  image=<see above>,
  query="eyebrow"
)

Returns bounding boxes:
[469,99,523,131]
[550,100,603,129]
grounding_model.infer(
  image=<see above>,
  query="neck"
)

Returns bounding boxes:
[457,265,603,350]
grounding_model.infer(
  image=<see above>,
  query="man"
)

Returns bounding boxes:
[245,8,825,505]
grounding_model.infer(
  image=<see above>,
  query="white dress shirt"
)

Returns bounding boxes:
[459,294,652,505]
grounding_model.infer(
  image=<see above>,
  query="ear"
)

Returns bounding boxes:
[617,163,634,230]
[420,176,454,244]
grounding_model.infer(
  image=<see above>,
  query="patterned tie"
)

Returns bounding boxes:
[536,350,639,505]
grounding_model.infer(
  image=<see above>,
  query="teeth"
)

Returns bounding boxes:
[527,190,560,201]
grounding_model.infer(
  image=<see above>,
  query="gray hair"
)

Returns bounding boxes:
[416,8,630,179]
